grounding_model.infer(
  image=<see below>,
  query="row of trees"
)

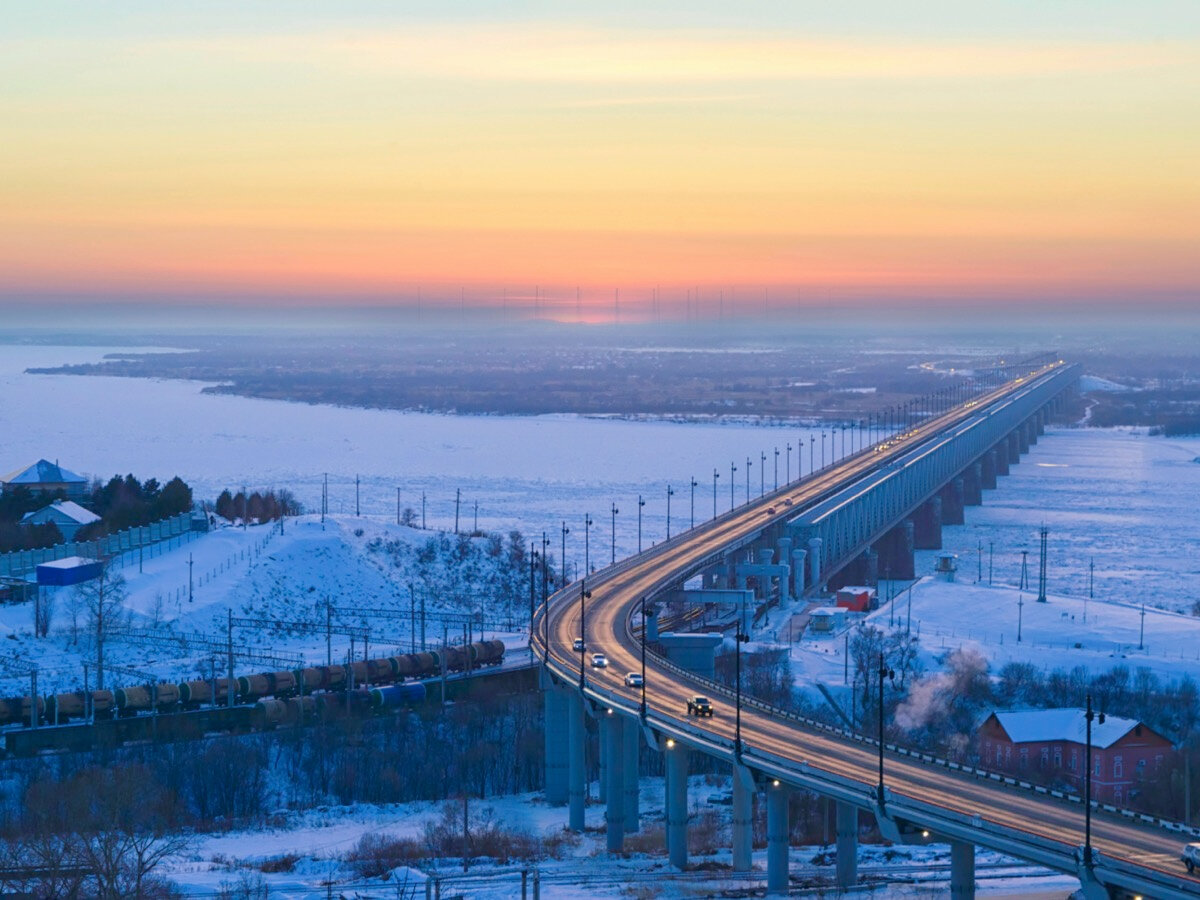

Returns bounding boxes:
[212,488,301,524]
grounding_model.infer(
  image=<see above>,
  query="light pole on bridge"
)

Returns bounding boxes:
[745,456,752,504]
[730,462,737,511]
[774,447,780,490]
[666,485,673,539]
[636,495,645,553]
[712,469,719,519]
[1083,693,1105,869]
[760,451,766,496]
[578,579,592,689]
[561,521,570,583]
[690,477,698,529]
[610,502,619,565]
[584,513,593,575]
[876,652,896,808]
[735,592,749,759]
[786,443,792,482]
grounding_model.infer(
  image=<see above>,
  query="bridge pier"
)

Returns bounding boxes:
[776,538,792,603]
[807,537,823,592]
[623,717,639,833]
[875,519,915,580]
[599,719,607,803]
[543,687,568,805]
[836,801,858,888]
[1017,426,1029,454]
[1008,431,1021,463]
[912,497,943,550]
[602,714,625,851]
[666,739,689,869]
[981,450,998,489]
[994,442,1010,476]
[1035,409,1046,436]
[731,765,752,872]
[567,691,586,832]
[766,781,790,895]
[1026,419,1038,446]
[950,840,975,899]
[791,549,807,600]
[963,462,983,506]
[941,478,965,525]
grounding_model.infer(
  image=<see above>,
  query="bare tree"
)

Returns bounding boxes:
[74,562,129,690]
[33,590,55,639]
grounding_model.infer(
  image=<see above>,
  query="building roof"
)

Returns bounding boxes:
[989,708,1162,749]
[36,556,99,571]
[1,459,87,486]
[21,500,100,526]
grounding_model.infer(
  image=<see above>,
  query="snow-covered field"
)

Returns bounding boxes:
[0,516,542,696]
[160,775,1080,899]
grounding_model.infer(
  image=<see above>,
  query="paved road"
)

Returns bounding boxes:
[540,362,1200,895]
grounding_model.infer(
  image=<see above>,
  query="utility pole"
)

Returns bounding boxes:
[774,447,779,490]
[760,451,766,496]
[1017,593,1024,643]
[690,477,697,529]
[355,475,360,517]
[455,489,461,534]
[227,608,235,708]
[422,491,426,529]
[1139,604,1146,650]
[1020,549,1029,591]
[989,542,994,585]
[666,485,673,539]
[730,461,737,511]
[1037,526,1049,602]
[584,513,593,574]
[977,540,983,583]
[188,553,194,603]
[745,456,751,504]
[712,469,719,519]
[1084,694,1104,869]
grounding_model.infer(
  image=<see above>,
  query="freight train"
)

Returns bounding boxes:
[0,639,505,728]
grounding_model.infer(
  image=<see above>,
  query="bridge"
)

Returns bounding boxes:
[535,359,1200,899]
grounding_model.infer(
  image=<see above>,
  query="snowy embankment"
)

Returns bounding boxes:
[0,516,532,697]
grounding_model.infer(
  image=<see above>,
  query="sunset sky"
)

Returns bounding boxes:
[2,2,1198,315]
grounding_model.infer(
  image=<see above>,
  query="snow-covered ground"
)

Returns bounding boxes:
[0,517,533,696]
[160,775,1081,898]
[789,576,1200,699]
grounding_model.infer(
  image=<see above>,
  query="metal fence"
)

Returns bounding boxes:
[0,511,197,579]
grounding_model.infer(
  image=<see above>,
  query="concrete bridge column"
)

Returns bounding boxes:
[567,691,586,832]
[599,720,607,803]
[725,552,739,589]
[1008,431,1021,463]
[836,801,858,888]
[731,767,752,872]
[776,537,792,606]
[666,739,689,870]
[807,538,823,591]
[543,687,568,805]
[981,450,998,489]
[880,519,915,580]
[622,717,639,833]
[1026,419,1038,446]
[912,497,943,550]
[766,782,790,895]
[863,547,879,586]
[602,714,625,851]
[1036,409,1046,436]
[791,549,807,598]
[950,840,975,899]
[963,462,983,506]
[1017,425,1029,454]
[941,478,965,526]
[994,442,1010,476]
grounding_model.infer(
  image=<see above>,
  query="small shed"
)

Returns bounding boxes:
[836,586,876,613]
[809,607,846,633]
[36,556,102,587]
[935,553,958,582]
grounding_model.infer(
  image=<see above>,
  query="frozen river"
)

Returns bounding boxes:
[3,345,1197,608]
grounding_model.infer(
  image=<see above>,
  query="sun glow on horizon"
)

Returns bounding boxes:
[1,4,1197,309]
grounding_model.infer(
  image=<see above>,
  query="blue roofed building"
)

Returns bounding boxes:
[0,460,89,501]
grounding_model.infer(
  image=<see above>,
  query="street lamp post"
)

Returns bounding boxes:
[561,521,570,583]
[774,447,780,490]
[809,436,815,474]
[666,485,674,539]
[637,495,645,553]
[876,652,895,807]
[584,513,593,575]
[735,594,750,758]
[610,503,619,565]
[640,595,648,720]
[579,579,592,689]
[712,469,719,519]
[745,456,752,504]
[690,478,697,530]
[730,462,737,511]
[1083,694,1105,868]
[821,431,827,469]
[760,452,766,496]
[786,443,792,482]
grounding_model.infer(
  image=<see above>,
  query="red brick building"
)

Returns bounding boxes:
[978,709,1174,805]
